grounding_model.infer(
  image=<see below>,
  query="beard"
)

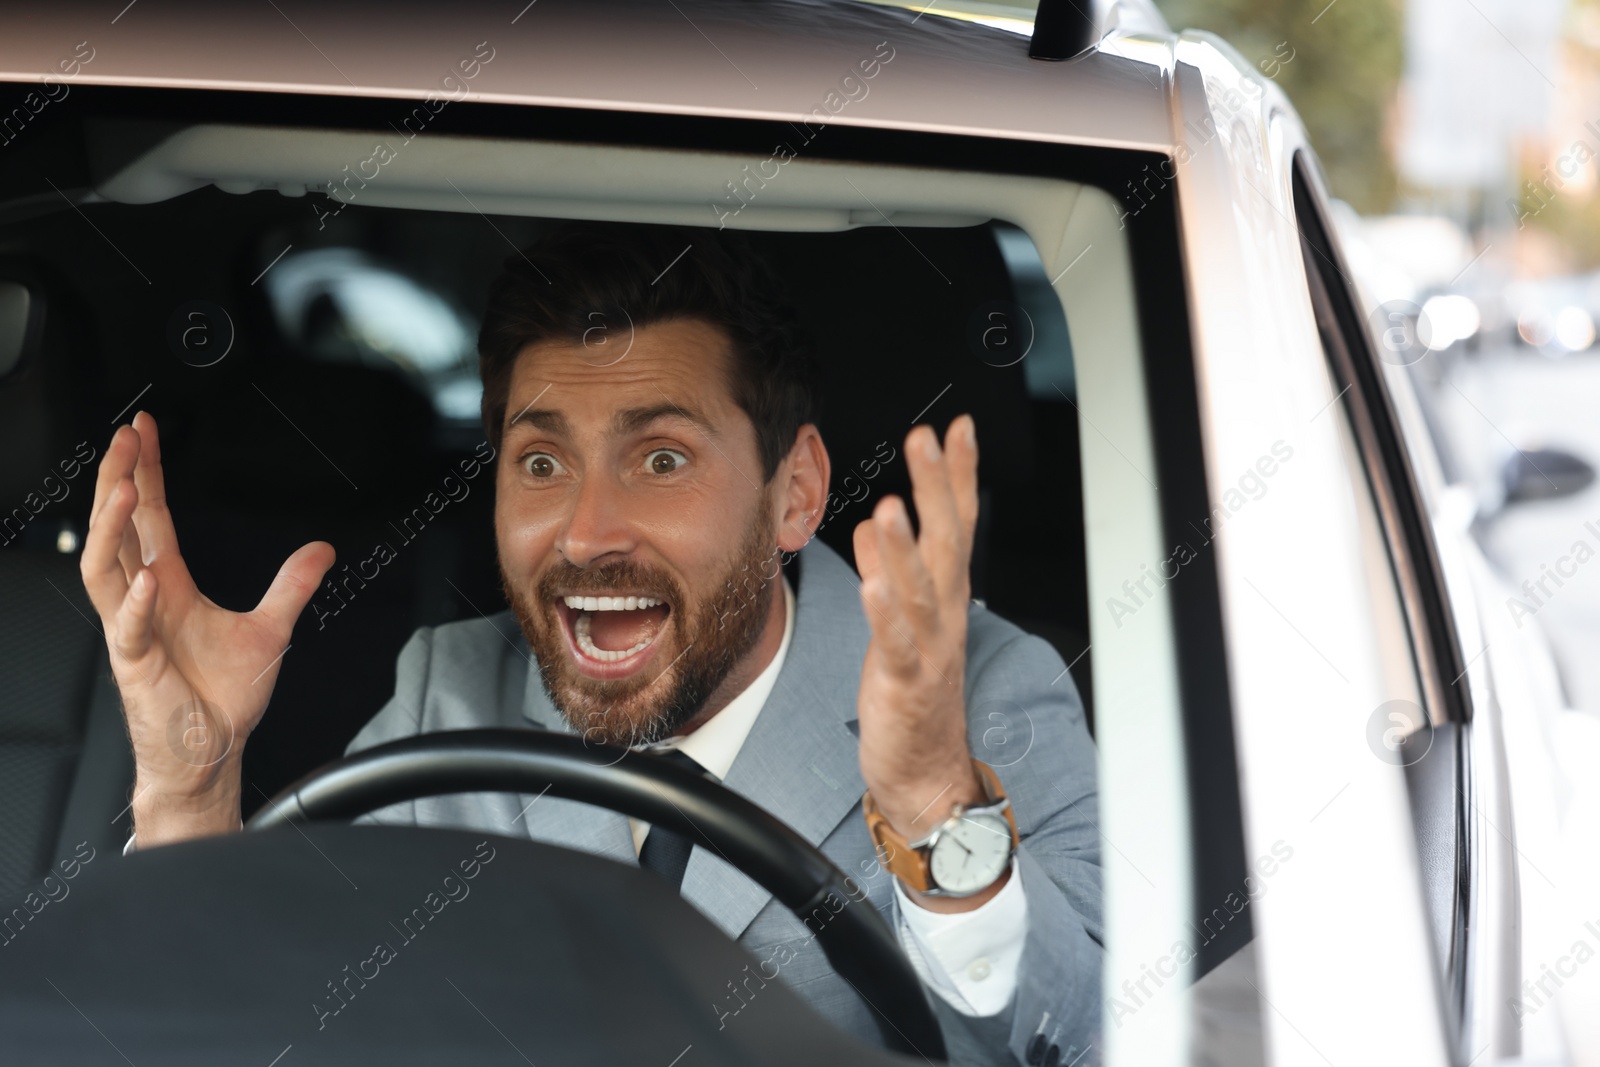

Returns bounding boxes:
[500,506,780,748]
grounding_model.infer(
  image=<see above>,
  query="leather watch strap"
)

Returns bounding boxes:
[861,760,1019,894]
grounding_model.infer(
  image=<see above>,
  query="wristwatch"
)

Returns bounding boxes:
[862,760,1020,897]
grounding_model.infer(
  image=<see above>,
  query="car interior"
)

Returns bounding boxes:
[0,120,1096,907]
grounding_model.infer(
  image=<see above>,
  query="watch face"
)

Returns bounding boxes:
[928,812,1012,895]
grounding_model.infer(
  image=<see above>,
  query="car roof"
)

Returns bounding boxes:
[0,0,1176,151]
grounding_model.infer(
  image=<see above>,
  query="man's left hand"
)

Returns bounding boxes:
[853,415,1001,909]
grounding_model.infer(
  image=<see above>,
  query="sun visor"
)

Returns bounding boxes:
[84,122,1005,232]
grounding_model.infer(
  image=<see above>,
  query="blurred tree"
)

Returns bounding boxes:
[1154,0,1404,214]
[1510,3,1600,271]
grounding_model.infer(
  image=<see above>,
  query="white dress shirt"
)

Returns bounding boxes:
[634,577,1028,1017]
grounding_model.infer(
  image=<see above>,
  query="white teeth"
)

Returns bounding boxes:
[561,595,663,611]
[572,611,655,662]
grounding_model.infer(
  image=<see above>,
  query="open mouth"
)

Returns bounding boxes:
[556,594,673,677]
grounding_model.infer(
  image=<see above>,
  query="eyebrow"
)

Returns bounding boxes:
[614,403,719,439]
[505,408,570,436]
[503,403,718,440]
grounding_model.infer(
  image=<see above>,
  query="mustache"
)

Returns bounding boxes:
[533,559,683,606]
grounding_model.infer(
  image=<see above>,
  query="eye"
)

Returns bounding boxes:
[521,452,566,479]
[644,449,687,476]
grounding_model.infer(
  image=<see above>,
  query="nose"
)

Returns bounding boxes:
[555,470,638,569]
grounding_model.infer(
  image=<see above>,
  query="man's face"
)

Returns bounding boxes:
[495,317,797,747]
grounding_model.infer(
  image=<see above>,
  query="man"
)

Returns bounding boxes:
[82,222,1100,1066]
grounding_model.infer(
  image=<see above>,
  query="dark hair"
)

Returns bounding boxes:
[477,221,818,481]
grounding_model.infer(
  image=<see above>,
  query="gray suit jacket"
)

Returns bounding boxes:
[346,539,1101,1066]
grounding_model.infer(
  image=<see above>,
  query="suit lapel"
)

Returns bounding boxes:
[681,541,868,941]
[518,654,639,866]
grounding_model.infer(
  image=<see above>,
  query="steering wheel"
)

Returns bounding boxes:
[247,728,946,1060]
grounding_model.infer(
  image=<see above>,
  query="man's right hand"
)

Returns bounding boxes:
[81,412,335,847]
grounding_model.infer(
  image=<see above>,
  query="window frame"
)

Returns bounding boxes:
[1291,149,1473,1035]
[7,81,1255,1053]
[1289,154,1472,729]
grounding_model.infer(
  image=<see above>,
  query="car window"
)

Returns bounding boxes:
[0,93,1223,1065]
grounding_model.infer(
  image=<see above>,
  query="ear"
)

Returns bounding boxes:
[773,424,830,554]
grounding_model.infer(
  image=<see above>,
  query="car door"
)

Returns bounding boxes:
[1168,30,1458,1067]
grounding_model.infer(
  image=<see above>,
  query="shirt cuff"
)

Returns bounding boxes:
[892,860,1028,1017]
[123,818,245,855]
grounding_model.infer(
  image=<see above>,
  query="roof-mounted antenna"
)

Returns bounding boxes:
[1028,0,1098,61]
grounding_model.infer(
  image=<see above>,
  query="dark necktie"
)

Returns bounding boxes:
[637,748,710,891]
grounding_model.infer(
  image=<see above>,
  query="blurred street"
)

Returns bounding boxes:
[1453,342,1600,712]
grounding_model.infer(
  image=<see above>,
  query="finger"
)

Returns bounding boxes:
[873,495,940,633]
[855,504,919,669]
[111,568,159,663]
[903,424,965,594]
[857,499,934,681]
[858,569,920,678]
[253,541,337,635]
[852,515,883,583]
[128,411,180,562]
[945,414,980,537]
[89,425,138,532]
[80,478,136,617]
[116,514,145,583]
